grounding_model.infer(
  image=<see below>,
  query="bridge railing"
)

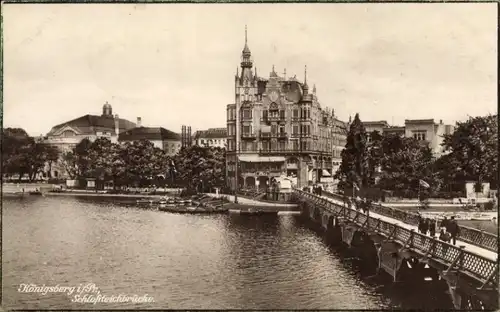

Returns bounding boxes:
[320,190,498,253]
[296,190,498,287]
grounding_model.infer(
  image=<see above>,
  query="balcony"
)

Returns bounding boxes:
[241,132,257,139]
[267,115,285,122]
[260,132,272,139]
[277,132,288,139]
[291,132,311,138]
[259,147,306,155]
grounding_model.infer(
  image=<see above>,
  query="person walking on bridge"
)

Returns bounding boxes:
[428,218,436,237]
[446,216,460,245]
[439,227,451,255]
[418,216,426,234]
[439,216,449,231]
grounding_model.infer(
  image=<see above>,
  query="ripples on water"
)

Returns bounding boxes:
[3,196,449,310]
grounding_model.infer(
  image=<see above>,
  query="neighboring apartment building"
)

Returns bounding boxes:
[404,119,454,157]
[226,28,348,191]
[362,119,454,156]
[192,128,227,148]
[118,123,182,156]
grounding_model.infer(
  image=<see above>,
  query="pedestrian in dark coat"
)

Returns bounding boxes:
[440,216,449,230]
[428,218,436,237]
[418,217,425,234]
[421,218,429,235]
[439,228,451,254]
[446,216,460,245]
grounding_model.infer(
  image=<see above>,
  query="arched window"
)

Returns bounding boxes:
[63,130,75,137]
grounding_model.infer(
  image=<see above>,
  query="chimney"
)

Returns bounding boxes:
[440,119,443,125]
[114,114,119,135]
[137,117,142,127]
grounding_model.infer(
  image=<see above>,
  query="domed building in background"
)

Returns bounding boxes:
[43,102,137,153]
[40,102,137,178]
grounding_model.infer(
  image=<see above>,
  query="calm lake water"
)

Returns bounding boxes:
[3,196,452,310]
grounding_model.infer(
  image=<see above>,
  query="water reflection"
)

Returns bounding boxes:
[3,196,448,310]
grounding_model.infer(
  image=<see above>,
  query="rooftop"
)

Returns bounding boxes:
[48,114,136,136]
[118,127,181,141]
[193,127,227,139]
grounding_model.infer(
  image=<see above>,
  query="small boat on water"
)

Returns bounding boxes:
[137,198,153,204]
[240,209,266,216]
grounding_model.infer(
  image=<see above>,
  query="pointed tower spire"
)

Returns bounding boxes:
[284,68,287,79]
[270,64,278,77]
[303,65,309,95]
[254,66,258,79]
[313,84,316,94]
[241,25,252,69]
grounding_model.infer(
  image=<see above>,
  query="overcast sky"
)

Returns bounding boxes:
[3,3,497,136]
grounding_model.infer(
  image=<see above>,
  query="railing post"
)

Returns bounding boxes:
[353,210,360,224]
[374,218,381,234]
[404,229,415,249]
[445,245,466,274]
[479,258,499,290]
[423,239,437,260]
[387,225,397,241]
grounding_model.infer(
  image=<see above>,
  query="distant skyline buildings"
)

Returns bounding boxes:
[3,4,497,136]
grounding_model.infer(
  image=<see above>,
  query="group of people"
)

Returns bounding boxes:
[312,184,323,196]
[418,215,461,245]
[343,196,372,216]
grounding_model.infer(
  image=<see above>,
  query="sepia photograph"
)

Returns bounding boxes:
[2,2,498,311]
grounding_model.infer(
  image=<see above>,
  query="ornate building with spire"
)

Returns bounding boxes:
[226,27,348,191]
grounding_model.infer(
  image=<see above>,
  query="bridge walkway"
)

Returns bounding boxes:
[320,194,497,261]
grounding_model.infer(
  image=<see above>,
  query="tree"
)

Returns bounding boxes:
[1,128,31,178]
[378,135,435,198]
[121,140,169,187]
[88,137,115,184]
[334,113,369,191]
[44,145,60,178]
[61,151,79,179]
[366,130,384,187]
[173,146,226,192]
[439,114,498,190]
[73,138,93,178]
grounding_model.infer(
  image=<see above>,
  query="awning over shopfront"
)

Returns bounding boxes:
[238,155,286,163]
[322,170,331,177]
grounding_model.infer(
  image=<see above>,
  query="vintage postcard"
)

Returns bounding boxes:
[2,2,498,311]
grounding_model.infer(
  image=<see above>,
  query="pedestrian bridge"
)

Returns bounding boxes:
[292,190,498,310]
[320,190,498,253]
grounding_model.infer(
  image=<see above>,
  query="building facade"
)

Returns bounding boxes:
[41,102,137,178]
[118,126,182,156]
[226,28,347,191]
[42,102,137,154]
[363,119,454,156]
[192,128,227,148]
